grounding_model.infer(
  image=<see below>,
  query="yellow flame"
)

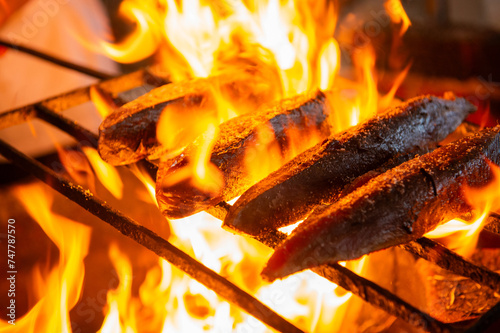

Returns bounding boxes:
[93,212,369,332]
[160,124,224,198]
[157,85,243,197]
[319,38,341,91]
[378,63,411,111]
[82,147,124,200]
[243,123,284,185]
[156,97,217,159]
[385,0,411,36]
[55,145,96,192]
[129,164,158,206]
[90,86,117,119]
[85,0,416,330]
[0,183,91,332]
[163,0,222,78]
[100,0,162,64]
[101,0,338,95]
[99,243,137,333]
[358,47,378,120]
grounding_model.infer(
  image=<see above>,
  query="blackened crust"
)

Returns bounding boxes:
[225,94,476,236]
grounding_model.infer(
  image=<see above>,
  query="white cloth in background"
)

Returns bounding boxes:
[0,0,118,157]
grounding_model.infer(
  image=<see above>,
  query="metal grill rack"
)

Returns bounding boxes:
[1,46,499,332]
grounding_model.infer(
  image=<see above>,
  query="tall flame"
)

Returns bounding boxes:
[0,183,91,332]
[81,147,124,200]
[100,0,339,95]
[94,212,368,332]
[98,244,137,333]
[385,0,411,36]
[163,0,223,78]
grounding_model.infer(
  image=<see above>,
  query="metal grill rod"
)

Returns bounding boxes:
[216,209,453,333]
[0,39,114,80]
[402,238,500,294]
[0,68,166,130]
[0,138,303,333]
[29,94,459,331]
[1,70,499,332]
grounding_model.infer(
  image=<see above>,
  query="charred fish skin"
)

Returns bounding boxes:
[262,126,500,281]
[307,147,435,221]
[98,77,213,166]
[224,94,476,236]
[98,69,279,166]
[156,90,332,219]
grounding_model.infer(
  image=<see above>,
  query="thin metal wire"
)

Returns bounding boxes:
[0,39,114,80]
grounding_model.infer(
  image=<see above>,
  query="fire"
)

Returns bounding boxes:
[99,0,162,64]
[163,0,223,79]
[53,142,124,200]
[319,38,341,91]
[85,0,413,331]
[82,146,124,200]
[0,183,91,332]
[385,0,411,36]
[101,0,339,94]
[90,86,118,119]
[99,244,137,333]
[128,164,158,205]
[97,0,411,199]
[55,145,96,192]
[243,123,283,184]
[425,160,500,257]
[93,213,367,332]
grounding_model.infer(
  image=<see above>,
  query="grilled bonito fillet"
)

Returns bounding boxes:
[224,93,476,236]
[263,125,500,281]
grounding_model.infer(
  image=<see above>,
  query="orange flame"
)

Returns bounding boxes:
[101,0,339,95]
[0,183,91,332]
[156,92,219,159]
[100,0,162,64]
[385,0,411,36]
[88,1,414,330]
[425,161,500,257]
[128,164,158,205]
[319,38,341,91]
[90,86,118,119]
[379,63,411,111]
[94,211,370,332]
[82,147,124,200]
[243,123,284,185]
[98,244,137,332]
[55,146,96,192]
